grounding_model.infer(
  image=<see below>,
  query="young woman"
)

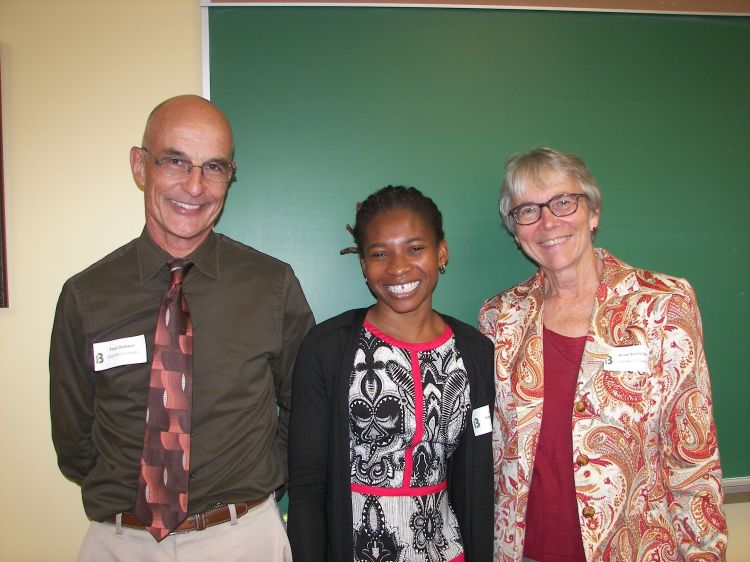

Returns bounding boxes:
[288,186,494,562]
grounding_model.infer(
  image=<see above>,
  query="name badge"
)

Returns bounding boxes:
[93,335,148,372]
[603,344,649,372]
[471,405,492,436]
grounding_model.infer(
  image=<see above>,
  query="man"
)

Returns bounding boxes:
[50,95,314,561]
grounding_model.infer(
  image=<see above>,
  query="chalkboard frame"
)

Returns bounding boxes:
[0,60,8,309]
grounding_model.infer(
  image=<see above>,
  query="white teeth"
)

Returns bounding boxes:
[173,200,200,210]
[540,236,570,247]
[386,281,420,294]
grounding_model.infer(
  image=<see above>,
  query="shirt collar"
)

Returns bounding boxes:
[136,228,221,284]
[187,230,221,280]
[595,247,640,298]
[525,247,640,299]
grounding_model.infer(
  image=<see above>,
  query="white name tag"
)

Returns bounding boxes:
[471,405,492,436]
[93,335,148,372]
[603,344,649,372]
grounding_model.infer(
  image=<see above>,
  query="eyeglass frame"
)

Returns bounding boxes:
[140,146,236,183]
[507,193,589,226]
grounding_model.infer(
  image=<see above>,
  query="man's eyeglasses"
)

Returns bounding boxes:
[140,147,235,183]
[508,193,588,226]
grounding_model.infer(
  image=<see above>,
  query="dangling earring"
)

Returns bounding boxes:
[439,264,446,275]
[515,240,521,250]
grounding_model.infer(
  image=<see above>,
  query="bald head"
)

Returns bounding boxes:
[131,95,236,258]
[142,95,234,152]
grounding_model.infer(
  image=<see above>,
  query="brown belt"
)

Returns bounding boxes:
[107,498,266,535]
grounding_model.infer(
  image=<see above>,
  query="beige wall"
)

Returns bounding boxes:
[0,0,201,559]
[0,0,747,560]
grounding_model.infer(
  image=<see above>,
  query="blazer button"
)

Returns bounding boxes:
[582,506,595,518]
[576,454,590,466]
[574,400,587,413]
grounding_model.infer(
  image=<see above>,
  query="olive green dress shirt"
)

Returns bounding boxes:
[50,229,314,521]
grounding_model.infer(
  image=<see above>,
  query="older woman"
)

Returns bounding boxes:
[479,147,727,561]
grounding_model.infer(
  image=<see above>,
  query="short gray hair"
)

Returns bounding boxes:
[498,147,602,234]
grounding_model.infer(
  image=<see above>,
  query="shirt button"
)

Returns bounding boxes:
[576,454,590,466]
[574,400,587,413]
[582,506,595,518]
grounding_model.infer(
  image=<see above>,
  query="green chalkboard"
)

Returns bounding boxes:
[208,7,750,479]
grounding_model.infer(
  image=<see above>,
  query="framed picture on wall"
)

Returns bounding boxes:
[0,59,7,308]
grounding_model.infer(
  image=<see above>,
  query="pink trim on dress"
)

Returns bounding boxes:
[403,348,424,488]
[362,320,454,490]
[351,481,448,497]
[363,320,453,351]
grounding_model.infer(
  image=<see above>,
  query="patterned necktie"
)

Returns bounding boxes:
[135,259,194,542]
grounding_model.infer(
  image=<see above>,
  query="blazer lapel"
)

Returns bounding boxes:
[578,250,642,390]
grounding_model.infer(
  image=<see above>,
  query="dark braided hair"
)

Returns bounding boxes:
[352,186,444,257]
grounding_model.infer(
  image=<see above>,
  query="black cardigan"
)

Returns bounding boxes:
[288,308,494,562]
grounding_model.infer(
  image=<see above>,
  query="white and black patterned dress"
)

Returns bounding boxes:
[349,321,471,562]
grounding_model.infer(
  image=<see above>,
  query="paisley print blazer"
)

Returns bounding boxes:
[479,249,727,562]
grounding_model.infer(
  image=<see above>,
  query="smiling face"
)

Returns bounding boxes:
[514,176,599,280]
[360,208,448,322]
[130,96,235,257]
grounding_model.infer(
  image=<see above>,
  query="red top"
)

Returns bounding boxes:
[522,326,587,562]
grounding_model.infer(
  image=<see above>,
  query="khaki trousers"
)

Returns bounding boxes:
[76,496,292,562]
